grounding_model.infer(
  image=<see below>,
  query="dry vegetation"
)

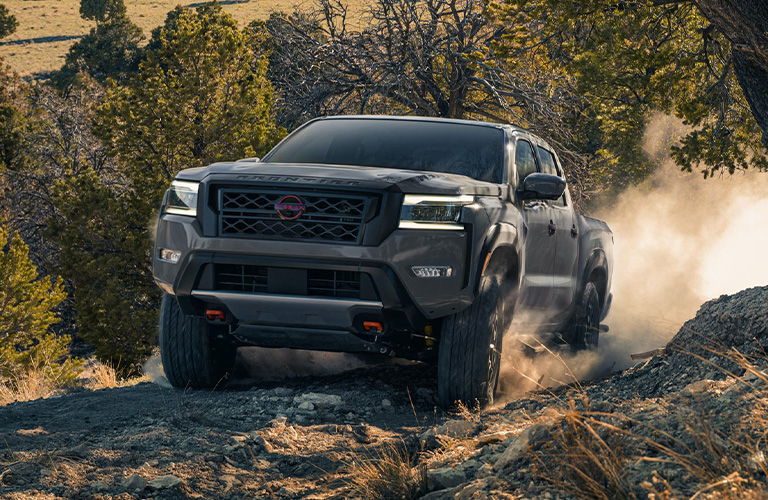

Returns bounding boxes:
[0,0,365,77]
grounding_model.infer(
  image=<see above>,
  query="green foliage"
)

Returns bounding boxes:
[491,0,768,193]
[79,0,127,23]
[98,1,283,211]
[0,59,26,171]
[47,171,158,374]
[61,16,144,83]
[0,226,79,387]
[0,4,17,39]
[48,2,283,373]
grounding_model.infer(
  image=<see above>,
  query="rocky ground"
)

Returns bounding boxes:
[2,286,768,499]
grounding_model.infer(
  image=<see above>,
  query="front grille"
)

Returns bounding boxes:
[217,188,371,244]
[307,269,360,299]
[212,264,363,299]
[214,264,268,293]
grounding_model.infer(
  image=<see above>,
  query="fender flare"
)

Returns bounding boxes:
[474,222,520,295]
[580,248,609,308]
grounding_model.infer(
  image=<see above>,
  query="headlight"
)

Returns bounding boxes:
[164,180,199,216]
[399,194,474,230]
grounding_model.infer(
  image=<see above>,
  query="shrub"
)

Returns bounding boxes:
[0,226,81,403]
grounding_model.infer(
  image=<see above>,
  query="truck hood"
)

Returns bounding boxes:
[175,161,502,196]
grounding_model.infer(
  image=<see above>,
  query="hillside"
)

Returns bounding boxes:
[0,0,363,78]
[2,286,767,499]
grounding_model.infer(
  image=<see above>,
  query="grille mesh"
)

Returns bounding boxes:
[213,264,362,299]
[218,188,370,244]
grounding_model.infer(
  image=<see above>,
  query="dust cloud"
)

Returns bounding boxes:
[498,113,768,398]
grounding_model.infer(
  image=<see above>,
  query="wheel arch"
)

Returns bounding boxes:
[476,223,521,294]
[581,248,609,310]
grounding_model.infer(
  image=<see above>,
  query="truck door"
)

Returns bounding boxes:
[537,146,578,320]
[515,139,556,314]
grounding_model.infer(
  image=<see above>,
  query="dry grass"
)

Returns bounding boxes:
[0,0,367,77]
[347,440,427,500]
[531,337,768,500]
[0,369,61,405]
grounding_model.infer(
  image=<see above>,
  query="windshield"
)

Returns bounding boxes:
[263,118,505,184]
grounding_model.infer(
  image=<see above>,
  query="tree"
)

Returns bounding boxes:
[59,0,143,83]
[493,0,767,188]
[685,0,768,148]
[99,1,282,211]
[0,225,79,388]
[61,16,144,83]
[0,4,17,39]
[257,0,589,203]
[50,1,282,373]
[79,0,127,22]
[260,0,576,125]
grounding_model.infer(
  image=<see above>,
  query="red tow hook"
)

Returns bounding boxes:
[206,309,226,321]
[363,321,383,333]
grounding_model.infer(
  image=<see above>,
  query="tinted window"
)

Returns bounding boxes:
[515,140,537,184]
[538,146,567,206]
[537,146,558,176]
[263,119,505,183]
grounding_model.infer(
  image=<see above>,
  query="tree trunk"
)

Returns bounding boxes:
[693,0,768,145]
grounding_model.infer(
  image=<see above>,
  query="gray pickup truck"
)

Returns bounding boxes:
[153,116,613,407]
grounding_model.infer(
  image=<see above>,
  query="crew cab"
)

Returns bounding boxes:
[153,116,613,407]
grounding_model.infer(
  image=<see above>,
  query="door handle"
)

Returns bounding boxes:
[548,221,556,236]
[571,225,578,238]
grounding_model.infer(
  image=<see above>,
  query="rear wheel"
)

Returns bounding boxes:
[438,273,510,408]
[159,294,237,388]
[568,281,601,350]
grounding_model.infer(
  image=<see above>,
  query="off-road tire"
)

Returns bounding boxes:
[438,274,507,408]
[159,294,237,389]
[568,281,601,350]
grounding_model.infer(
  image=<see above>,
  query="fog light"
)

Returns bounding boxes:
[411,266,453,278]
[160,248,182,263]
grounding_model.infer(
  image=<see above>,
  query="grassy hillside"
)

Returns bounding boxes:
[0,0,354,78]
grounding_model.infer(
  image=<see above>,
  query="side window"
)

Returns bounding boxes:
[536,146,558,176]
[515,139,537,186]
[537,145,568,207]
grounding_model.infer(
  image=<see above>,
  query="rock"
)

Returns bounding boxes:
[250,433,274,453]
[427,466,466,490]
[147,474,183,490]
[381,399,392,407]
[218,474,241,491]
[436,419,479,438]
[476,462,494,478]
[298,401,315,412]
[475,431,513,447]
[271,387,294,397]
[122,473,147,492]
[420,486,462,500]
[416,387,436,402]
[293,393,344,408]
[89,480,109,492]
[66,444,89,459]
[494,429,532,470]
[420,428,439,449]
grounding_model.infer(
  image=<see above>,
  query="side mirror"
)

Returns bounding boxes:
[519,173,566,201]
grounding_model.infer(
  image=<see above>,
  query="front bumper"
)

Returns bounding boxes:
[153,214,477,332]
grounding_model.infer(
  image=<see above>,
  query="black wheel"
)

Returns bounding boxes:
[159,293,237,388]
[437,273,510,408]
[568,282,601,350]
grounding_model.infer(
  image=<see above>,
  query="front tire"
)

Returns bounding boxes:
[159,294,237,388]
[438,274,509,408]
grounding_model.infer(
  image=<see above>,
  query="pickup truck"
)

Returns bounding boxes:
[152,115,613,407]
